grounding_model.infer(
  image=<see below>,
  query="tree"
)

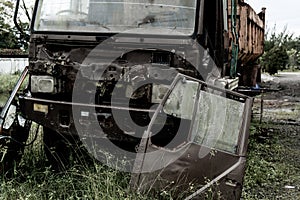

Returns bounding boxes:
[0,1,18,49]
[260,26,292,75]
[0,0,30,52]
[261,45,289,75]
[287,37,300,68]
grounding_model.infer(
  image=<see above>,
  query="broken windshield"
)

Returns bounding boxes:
[33,0,197,35]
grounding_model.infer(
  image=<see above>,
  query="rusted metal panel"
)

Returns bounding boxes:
[130,74,253,199]
[228,0,266,65]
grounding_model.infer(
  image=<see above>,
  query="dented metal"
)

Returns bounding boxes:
[130,74,253,199]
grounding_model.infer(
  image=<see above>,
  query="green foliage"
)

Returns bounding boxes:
[261,26,300,74]
[0,74,27,107]
[0,74,21,94]
[261,27,291,75]
[0,0,30,52]
[287,48,300,69]
[0,1,17,49]
[287,37,300,69]
[261,45,289,75]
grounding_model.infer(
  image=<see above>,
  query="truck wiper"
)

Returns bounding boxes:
[138,15,156,27]
[86,21,110,30]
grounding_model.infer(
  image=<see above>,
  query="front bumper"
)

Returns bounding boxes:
[19,96,155,138]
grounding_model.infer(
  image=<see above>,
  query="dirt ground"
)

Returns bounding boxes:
[243,72,300,199]
[253,72,300,124]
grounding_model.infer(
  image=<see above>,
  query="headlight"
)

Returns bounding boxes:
[31,76,55,93]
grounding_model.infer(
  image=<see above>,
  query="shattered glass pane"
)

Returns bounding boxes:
[3,105,16,130]
[191,90,244,153]
[34,0,197,35]
[163,80,198,120]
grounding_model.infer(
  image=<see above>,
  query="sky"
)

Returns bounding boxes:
[245,0,300,37]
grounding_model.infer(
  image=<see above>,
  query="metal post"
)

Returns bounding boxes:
[260,92,264,124]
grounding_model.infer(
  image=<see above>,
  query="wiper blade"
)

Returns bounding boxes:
[138,15,155,27]
[86,22,110,30]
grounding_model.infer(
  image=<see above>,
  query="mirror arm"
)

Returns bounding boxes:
[14,0,24,34]
[22,0,31,21]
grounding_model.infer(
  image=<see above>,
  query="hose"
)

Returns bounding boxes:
[230,0,239,78]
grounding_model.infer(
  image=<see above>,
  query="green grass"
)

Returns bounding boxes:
[2,168,147,200]
[2,122,298,200]
[0,124,175,200]
[1,166,147,200]
[0,127,148,200]
[242,122,300,199]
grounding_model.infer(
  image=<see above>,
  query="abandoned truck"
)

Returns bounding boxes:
[0,0,265,199]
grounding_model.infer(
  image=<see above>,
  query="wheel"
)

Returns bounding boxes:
[0,110,31,177]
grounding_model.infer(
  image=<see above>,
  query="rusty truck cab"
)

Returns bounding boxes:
[0,0,259,199]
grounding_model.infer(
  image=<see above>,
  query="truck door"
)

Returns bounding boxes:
[130,74,252,199]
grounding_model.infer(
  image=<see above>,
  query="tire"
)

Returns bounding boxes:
[0,117,31,177]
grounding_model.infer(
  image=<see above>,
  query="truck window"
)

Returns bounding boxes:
[163,79,198,120]
[33,0,197,35]
[190,90,245,154]
[149,78,199,148]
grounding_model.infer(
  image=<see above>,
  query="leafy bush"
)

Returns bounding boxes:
[261,27,300,74]
[0,74,21,94]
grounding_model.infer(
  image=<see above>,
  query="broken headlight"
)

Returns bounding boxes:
[31,76,55,93]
